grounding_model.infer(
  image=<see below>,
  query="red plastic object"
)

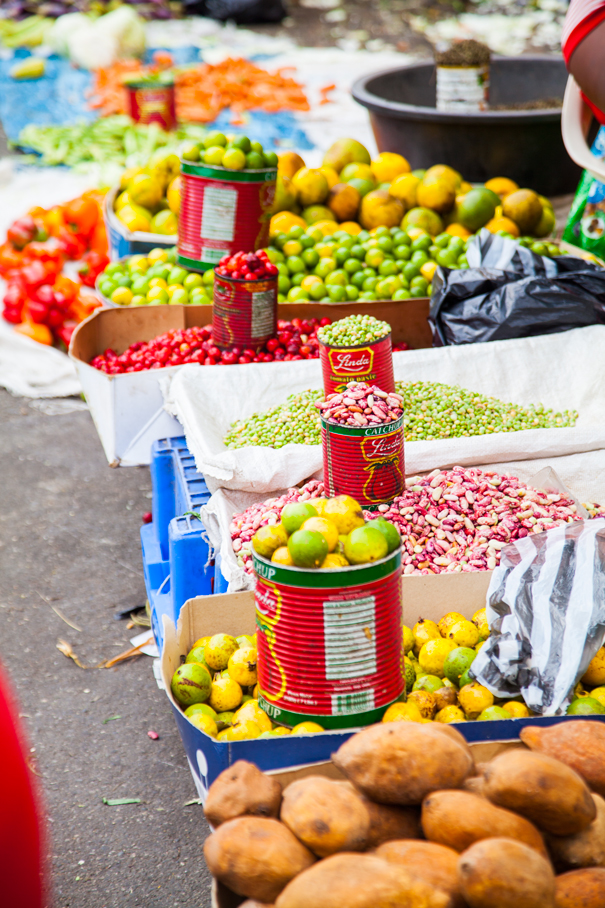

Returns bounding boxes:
[0,664,46,907]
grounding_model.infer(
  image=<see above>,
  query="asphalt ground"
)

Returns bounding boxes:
[0,389,212,908]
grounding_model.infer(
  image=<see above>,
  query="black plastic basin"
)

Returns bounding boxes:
[352,56,586,196]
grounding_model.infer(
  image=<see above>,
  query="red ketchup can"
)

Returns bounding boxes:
[125,80,176,131]
[319,334,395,395]
[322,415,405,508]
[213,273,277,350]
[177,162,276,272]
[254,548,403,730]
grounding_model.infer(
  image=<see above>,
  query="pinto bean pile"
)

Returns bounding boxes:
[316,382,403,427]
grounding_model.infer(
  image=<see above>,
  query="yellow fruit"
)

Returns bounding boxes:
[472,608,490,640]
[148,247,169,264]
[228,647,257,686]
[475,640,486,653]
[189,712,218,737]
[447,619,480,648]
[405,227,429,242]
[319,165,340,189]
[119,166,142,191]
[389,173,420,209]
[338,220,362,235]
[590,687,605,707]
[533,204,556,238]
[582,649,605,687]
[502,701,532,718]
[435,705,466,723]
[416,176,456,214]
[445,223,472,239]
[271,545,294,566]
[437,612,466,638]
[292,167,330,206]
[116,204,152,233]
[166,176,181,215]
[502,189,543,234]
[484,177,519,199]
[270,172,298,215]
[485,216,520,237]
[320,553,350,569]
[371,152,410,184]
[149,210,178,235]
[233,699,272,732]
[382,702,423,723]
[217,728,231,741]
[278,151,306,179]
[252,523,288,558]
[291,722,324,735]
[111,286,133,306]
[418,638,457,677]
[313,219,339,236]
[412,618,441,656]
[209,676,243,712]
[127,173,163,210]
[270,211,307,238]
[402,625,414,654]
[408,690,437,720]
[191,635,212,651]
[359,190,404,230]
[222,147,246,170]
[301,516,339,552]
[204,634,239,671]
[228,720,262,741]
[340,162,375,184]
[114,190,131,211]
[424,165,462,191]
[322,495,365,535]
[308,498,328,515]
[401,207,443,236]
[458,682,494,720]
[328,183,361,222]
[323,138,371,173]
[420,261,437,282]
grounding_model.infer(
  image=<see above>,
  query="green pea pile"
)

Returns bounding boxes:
[224,381,578,449]
[317,314,390,347]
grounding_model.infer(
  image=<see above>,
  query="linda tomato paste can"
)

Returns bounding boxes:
[213,273,277,349]
[253,548,403,730]
[177,162,276,272]
[322,415,405,508]
[319,334,395,395]
[125,79,176,131]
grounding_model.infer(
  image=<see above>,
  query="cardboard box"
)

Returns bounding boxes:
[70,300,432,466]
[161,576,605,804]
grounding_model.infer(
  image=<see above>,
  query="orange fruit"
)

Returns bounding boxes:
[269,210,306,238]
[371,152,410,183]
[278,151,306,179]
[445,223,472,239]
[484,177,519,199]
[485,216,520,237]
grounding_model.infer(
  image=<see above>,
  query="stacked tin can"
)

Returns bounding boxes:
[253,547,404,729]
[213,271,277,350]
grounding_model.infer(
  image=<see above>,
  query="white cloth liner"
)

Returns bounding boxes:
[0,317,81,398]
[163,325,605,495]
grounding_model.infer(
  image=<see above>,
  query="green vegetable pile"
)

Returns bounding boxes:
[224,381,578,449]
[15,117,207,171]
[317,314,390,347]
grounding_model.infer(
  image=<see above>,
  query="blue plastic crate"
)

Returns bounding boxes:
[143,436,214,648]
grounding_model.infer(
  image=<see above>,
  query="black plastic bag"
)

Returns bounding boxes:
[183,0,286,23]
[430,230,605,346]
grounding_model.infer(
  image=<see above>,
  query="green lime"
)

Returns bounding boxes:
[478,706,511,721]
[309,280,326,300]
[203,145,225,166]
[458,668,474,689]
[181,142,201,162]
[287,225,305,239]
[377,236,394,253]
[327,284,347,302]
[434,233,450,248]
[287,287,310,301]
[130,294,147,306]
[345,284,359,300]
[222,147,246,171]
[411,234,432,252]
[325,269,347,287]
[351,271,366,288]
[349,244,365,260]
[231,135,251,153]
[314,257,336,278]
[443,648,476,685]
[168,266,188,285]
[204,131,227,148]
[169,289,189,306]
[394,245,411,261]
[393,288,411,300]
[412,674,443,694]
[291,273,304,287]
[362,276,378,292]
[344,525,388,565]
[368,516,400,553]
[286,255,306,274]
[287,529,329,568]
[567,697,605,715]
[184,273,203,289]
[436,248,459,268]
[343,258,362,274]
[378,260,398,277]
[302,248,319,268]
[278,275,291,293]
[264,151,278,167]
[246,151,264,169]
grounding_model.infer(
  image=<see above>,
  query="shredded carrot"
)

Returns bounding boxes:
[89,57,310,124]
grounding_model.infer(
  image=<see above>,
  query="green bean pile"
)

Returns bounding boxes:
[224,381,578,449]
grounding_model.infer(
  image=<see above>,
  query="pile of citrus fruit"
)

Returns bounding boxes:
[96,246,213,307]
[113,149,181,236]
[272,138,556,242]
[171,632,324,740]
[180,131,278,171]
[252,494,401,569]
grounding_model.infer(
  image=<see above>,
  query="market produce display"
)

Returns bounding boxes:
[112,150,181,234]
[180,130,278,170]
[229,469,604,577]
[90,317,328,372]
[96,246,204,306]
[215,248,278,281]
[273,139,558,240]
[170,632,324,740]
[203,724,605,907]
[224,380,578,449]
[317,381,404,428]
[252,491,400,569]
[0,192,107,345]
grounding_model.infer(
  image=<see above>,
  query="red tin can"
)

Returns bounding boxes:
[319,333,395,395]
[126,80,176,131]
[322,415,405,508]
[254,548,403,730]
[213,273,277,350]
[177,161,277,272]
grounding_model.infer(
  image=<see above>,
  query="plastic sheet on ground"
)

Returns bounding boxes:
[163,325,605,496]
[0,318,81,398]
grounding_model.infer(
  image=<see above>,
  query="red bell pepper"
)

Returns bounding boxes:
[56,227,87,260]
[77,250,110,287]
[7,216,37,250]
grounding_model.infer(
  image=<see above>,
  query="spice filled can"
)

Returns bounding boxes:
[213,273,277,350]
[177,162,277,272]
[322,415,405,508]
[126,80,177,131]
[319,334,395,395]
[254,548,404,730]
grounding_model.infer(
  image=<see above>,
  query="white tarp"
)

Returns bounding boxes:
[163,325,605,495]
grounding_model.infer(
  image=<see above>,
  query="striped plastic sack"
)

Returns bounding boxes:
[471,518,605,716]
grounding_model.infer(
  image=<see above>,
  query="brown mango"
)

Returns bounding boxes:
[333,722,474,806]
[521,721,605,797]
[422,789,548,858]
[376,839,465,908]
[419,723,474,761]
[363,797,421,848]
[555,867,605,908]
[204,760,282,827]
[280,776,370,857]
[458,837,556,908]
[275,852,451,908]
[240,902,274,908]
[548,795,605,871]
[203,816,315,903]
[483,748,596,836]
